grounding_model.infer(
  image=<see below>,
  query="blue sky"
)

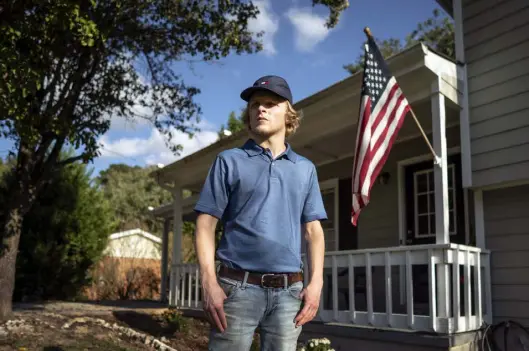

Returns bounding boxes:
[0,0,445,176]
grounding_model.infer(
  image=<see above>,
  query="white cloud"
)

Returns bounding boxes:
[286,7,331,52]
[248,0,280,56]
[99,121,219,166]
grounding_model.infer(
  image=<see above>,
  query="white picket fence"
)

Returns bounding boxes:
[169,243,491,334]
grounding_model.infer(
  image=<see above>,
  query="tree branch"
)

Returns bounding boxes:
[57,154,85,167]
[32,133,56,172]
[42,56,67,116]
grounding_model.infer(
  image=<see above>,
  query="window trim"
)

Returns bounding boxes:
[397,147,463,246]
[413,164,458,238]
[319,178,340,252]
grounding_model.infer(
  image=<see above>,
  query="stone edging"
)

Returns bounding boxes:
[61,317,177,351]
[1,315,177,351]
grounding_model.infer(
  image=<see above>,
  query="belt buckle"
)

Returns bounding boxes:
[261,273,285,288]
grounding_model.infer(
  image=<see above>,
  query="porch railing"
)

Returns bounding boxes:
[169,243,491,334]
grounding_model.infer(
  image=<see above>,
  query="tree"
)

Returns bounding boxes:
[10,153,115,301]
[218,111,245,139]
[0,0,348,317]
[343,37,405,75]
[96,164,173,234]
[343,8,454,75]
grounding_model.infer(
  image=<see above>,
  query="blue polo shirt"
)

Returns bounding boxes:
[194,139,327,273]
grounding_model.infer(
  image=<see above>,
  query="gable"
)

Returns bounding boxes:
[105,233,161,259]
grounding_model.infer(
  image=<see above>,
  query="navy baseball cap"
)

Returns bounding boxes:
[240,75,293,103]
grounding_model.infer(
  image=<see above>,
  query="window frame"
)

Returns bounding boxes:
[413,164,458,238]
[319,178,340,252]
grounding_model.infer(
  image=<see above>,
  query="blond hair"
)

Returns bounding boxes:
[241,100,302,137]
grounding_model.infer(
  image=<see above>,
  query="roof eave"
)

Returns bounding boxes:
[150,43,430,184]
[436,0,454,17]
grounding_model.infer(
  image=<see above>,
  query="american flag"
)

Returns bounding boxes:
[351,36,411,226]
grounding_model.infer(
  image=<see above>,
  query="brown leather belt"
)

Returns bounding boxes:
[218,265,303,288]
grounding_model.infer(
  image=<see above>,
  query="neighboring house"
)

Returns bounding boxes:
[105,228,162,260]
[150,1,529,349]
[85,228,163,300]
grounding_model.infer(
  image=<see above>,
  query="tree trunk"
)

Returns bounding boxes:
[0,141,63,320]
[0,198,25,321]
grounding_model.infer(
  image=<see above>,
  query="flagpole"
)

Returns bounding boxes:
[363,27,440,164]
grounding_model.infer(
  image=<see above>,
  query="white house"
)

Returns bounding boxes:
[105,228,162,260]
[150,0,529,349]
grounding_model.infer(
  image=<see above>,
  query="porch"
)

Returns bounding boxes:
[149,43,492,337]
[172,244,490,334]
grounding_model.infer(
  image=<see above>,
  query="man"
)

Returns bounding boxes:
[194,75,327,351]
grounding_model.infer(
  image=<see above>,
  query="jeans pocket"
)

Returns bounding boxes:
[218,277,240,300]
[287,281,304,301]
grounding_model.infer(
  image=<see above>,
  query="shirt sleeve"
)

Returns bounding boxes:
[301,165,328,223]
[194,155,230,219]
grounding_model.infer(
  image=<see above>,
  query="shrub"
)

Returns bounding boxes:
[11,155,115,302]
[298,337,334,351]
[160,307,188,333]
[85,257,161,300]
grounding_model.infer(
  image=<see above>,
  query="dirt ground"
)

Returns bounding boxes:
[0,300,212,351]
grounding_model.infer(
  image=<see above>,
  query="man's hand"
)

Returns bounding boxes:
[294,280,323,327]
[202,278,228,332]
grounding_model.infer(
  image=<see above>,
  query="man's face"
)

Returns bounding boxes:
[248,91,287,138]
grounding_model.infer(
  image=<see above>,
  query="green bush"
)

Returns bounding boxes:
[10,154,115,301]
[160,307,189,333]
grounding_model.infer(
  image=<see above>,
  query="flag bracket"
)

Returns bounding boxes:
[363,26,441,165]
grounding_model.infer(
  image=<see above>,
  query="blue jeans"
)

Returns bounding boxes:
[208,275,304,351]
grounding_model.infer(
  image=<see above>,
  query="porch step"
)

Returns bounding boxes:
[299,322,481,351]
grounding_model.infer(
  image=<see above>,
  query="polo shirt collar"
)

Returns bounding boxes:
[242,139,298,163]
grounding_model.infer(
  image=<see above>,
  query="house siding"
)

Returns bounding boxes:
[483,184,529,327]
[317,126,462,250]
[105,235,161,260]
[316,126,462,312]
[463,0,529,187]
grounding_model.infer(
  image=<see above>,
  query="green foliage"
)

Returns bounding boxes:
[298,337,334,351]
[0,0,347,172]
[96,164,173,234]
[343,8,454,75]
[0,1,265,163]
[0,156,15,181]
[218,111,245,139]
[407,8,455,58]
[312,0,350,28]
[11,153,116,301]
[160,306,189,333]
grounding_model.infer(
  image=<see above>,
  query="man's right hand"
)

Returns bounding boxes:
[202,278,228,332]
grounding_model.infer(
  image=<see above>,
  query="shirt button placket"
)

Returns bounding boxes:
[271,160,276,177]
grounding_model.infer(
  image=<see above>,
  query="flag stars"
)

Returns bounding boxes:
[363,53,389,101]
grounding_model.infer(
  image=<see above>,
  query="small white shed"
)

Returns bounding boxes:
[105,228,162,260]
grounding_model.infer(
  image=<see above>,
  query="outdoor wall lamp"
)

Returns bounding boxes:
[377,171,390,185]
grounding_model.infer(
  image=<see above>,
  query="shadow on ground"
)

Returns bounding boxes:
[82,300,166,309]
[112,310,176,337]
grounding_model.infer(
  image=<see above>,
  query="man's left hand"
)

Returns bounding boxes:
[294,280,322,327]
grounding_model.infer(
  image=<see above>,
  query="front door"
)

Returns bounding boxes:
[404,153,466,309]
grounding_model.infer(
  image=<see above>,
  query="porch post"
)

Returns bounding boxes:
[431,77,452,330]
[169,186,183,306]
[160,218,170,303]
